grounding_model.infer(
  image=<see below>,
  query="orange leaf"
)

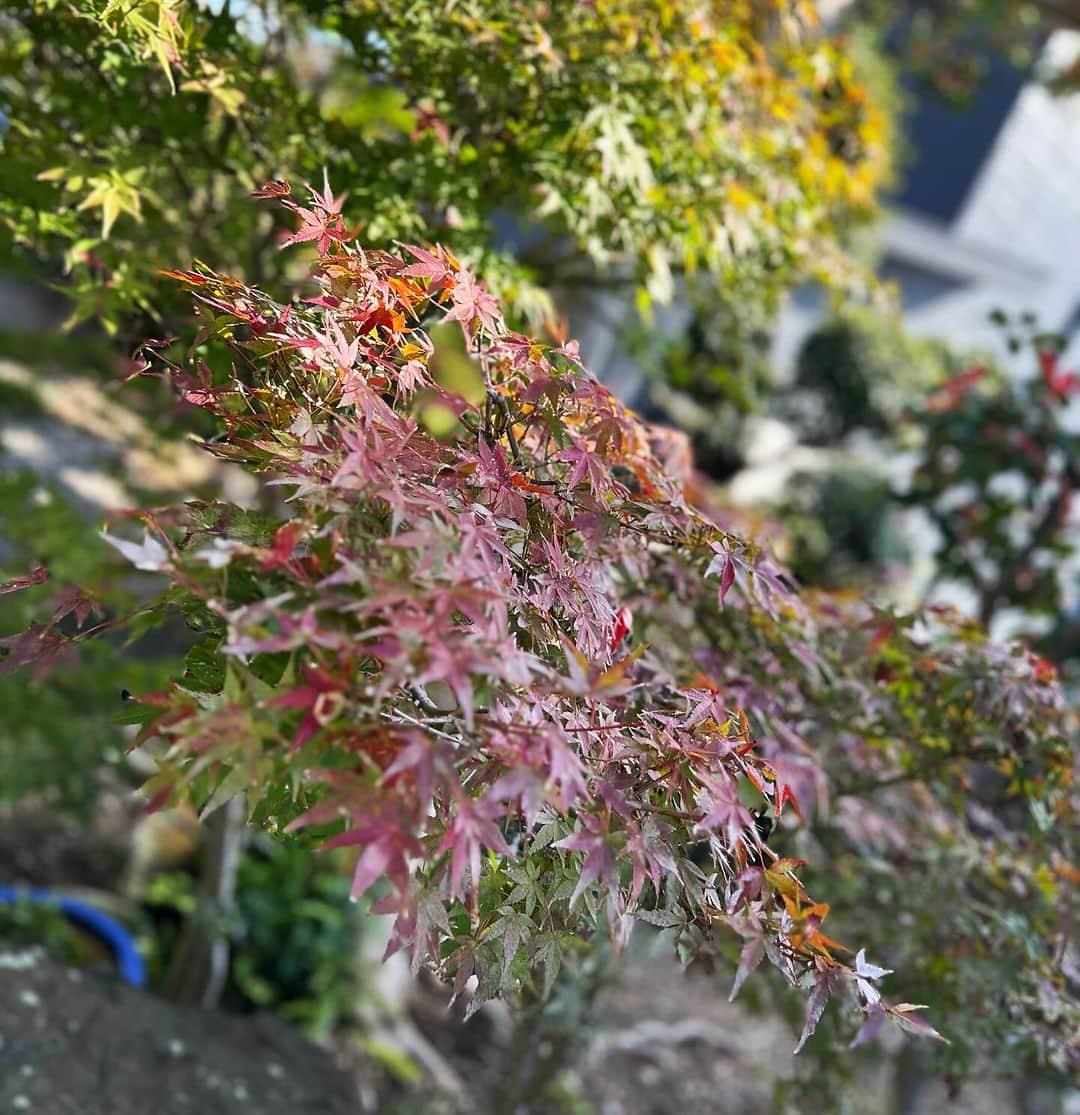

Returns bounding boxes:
[596,643,648,691]
[158,268,210,286]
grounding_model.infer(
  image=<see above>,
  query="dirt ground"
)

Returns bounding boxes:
[6,943,1065,1115]
[0,948,361,1115]
[0,940,793,1115]
[1,808,1074,1115]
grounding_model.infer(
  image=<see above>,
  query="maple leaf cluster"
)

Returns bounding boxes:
[135,181,916,1043]
[10,182,1073,1057]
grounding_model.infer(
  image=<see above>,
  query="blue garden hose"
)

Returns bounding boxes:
[0,885,147,988]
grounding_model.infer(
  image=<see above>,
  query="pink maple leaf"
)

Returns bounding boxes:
[0,623,75,677]
[266,663,345,753]
[443,270,501,334]
[437,799,511,900]
[706,543,738,608]
[695,777,752,847]
[555,822,615,906]
[398,243,455,283]
[282,172,351,254]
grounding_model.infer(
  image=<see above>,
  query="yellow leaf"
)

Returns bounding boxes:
[765,867,804,898]
[77,173,144,239]
[596,642,648,690]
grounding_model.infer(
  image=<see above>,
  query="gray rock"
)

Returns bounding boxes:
[0,950,361,1115]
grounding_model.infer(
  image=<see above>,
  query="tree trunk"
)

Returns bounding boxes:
[162,797,246,1007]
[891,1043,933,1115]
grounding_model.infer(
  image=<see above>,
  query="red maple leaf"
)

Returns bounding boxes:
[0,566,48,594]
[609,606,632,653]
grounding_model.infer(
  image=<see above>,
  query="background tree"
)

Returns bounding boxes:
[1,0,890,338]
[847,0,1080,100]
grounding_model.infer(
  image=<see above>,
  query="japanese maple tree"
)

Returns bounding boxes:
[5,181,934,1051]
[6,184,1073,1079]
